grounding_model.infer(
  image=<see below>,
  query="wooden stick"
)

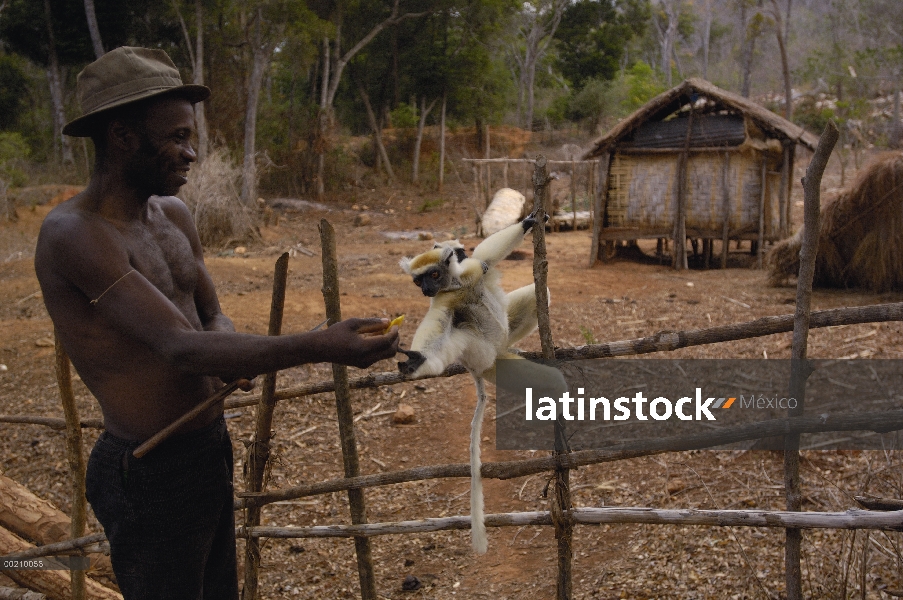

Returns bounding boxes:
[0,416,103,430]
[236,408,903,509]
[3,533,107,560]
[52,334,86,600]
[531,157,570,598]
[785,120,838,600]
[319,219,377,600]
[854,496,903,511]
[132,380,239,459]
[241,252,289,600]
[238,506,903,540]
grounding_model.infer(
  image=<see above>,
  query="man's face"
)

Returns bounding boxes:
[125,96,197,197]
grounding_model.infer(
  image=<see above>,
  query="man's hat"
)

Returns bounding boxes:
[63,46,210,137]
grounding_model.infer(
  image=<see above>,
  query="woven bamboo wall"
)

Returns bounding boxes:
[605,150,781,237]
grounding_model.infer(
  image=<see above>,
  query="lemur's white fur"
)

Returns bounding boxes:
[399,218,543,553]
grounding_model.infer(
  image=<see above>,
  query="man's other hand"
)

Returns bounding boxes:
[322,318,400,369]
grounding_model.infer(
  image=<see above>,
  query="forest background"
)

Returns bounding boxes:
[0,0,902,223]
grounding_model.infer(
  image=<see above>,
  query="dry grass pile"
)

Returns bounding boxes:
[768,151,903,292]
[178,146,258,248]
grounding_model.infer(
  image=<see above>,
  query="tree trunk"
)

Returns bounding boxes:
[739,5,760,98]
[194,0,208,162]
[524,52,537,130]
[241,10,270,205]
[438,93,446,192]
[357,81,393,180]
[0,526,121,600]
[316,37,330,200]
[701,0,712,80]
[660,0,679,87]
[43,0,72,166]
[412,96,437,183]
[83,0,103,59]
[770,0,792,119]
[891,89,901,149]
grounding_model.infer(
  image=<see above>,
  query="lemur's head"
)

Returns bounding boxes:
[400,240,467,297]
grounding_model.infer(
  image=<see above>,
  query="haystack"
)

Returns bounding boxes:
[767,152,903,292]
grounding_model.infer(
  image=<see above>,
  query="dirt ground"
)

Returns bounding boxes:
[2,152,903,599]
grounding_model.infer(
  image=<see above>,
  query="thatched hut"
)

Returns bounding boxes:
[768,152,903,293]
[583,78,818,268]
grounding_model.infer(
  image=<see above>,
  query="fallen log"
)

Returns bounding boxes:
[238,506,903,539]
[0,526,120,600]
[0,588,47,600]
[0,476,69,545]
[0,477,112,583]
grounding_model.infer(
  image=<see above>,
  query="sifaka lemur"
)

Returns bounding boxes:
[398,212,561,553]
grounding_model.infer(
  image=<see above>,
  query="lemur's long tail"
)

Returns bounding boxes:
[469,373,488,554]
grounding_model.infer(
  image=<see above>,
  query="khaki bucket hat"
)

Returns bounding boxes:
[63,46,210,137]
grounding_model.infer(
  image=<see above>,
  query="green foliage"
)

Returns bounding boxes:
[390,103,419,129]
[0,54,29,131]
[0,132,30,187]
[567,78,609,132]
[555,0,649,90]
[579,325,596,345]
[418,196,446,213]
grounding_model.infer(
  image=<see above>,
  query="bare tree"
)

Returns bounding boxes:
[654,0,680,87]
[173,0,209,162]
[314,0,428,198]
[701,0,713,80]
[412,96,438,183]
[738,0,764,97]
[240,6,281,205]
[355,78,394,181]
[768,0,792,119]
[43,0,73,165]
[508,0,566,130]
[83,0,103,58]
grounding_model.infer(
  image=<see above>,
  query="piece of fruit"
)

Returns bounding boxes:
[385,314,405,333]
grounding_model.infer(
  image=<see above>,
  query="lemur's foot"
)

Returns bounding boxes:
[523,210,551,232]
[398,350,426,376]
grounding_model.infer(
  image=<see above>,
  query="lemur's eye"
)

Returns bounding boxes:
[431,271,440,279]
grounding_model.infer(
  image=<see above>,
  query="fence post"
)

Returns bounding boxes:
[784,121,838,600]
[242,252,290,600]
[53,335,86,600]
[319,220,378,600]
[532,156,573,599]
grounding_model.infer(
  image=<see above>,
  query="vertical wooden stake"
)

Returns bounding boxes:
[532,156,572,600]
[319,220,377,600]
[570,159,577,231]
[439,93,446,193]
[53,335,85,600]
[720,152,731,269]
[589,154,609,267]
[757,158,767,268]
[784,121,838,600]
[242,252,290,600]
[673,107,694,270]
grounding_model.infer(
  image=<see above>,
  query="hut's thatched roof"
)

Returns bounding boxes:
[767,152,903,293]
[583,78,819,159]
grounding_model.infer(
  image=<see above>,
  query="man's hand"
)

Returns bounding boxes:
[319,318,400,369]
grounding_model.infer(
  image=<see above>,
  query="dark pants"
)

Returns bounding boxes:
[85,417,239,600]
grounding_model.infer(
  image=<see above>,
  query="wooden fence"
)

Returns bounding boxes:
[7,122,903,600]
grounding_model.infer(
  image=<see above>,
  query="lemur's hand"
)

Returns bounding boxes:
[522,210,550,233]
[398,349,426,376]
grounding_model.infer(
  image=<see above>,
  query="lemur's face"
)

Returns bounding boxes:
[401,243,466,297]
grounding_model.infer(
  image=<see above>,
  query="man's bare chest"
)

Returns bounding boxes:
[122,217,197,304]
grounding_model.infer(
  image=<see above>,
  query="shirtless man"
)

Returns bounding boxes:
[34,47,398,599]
